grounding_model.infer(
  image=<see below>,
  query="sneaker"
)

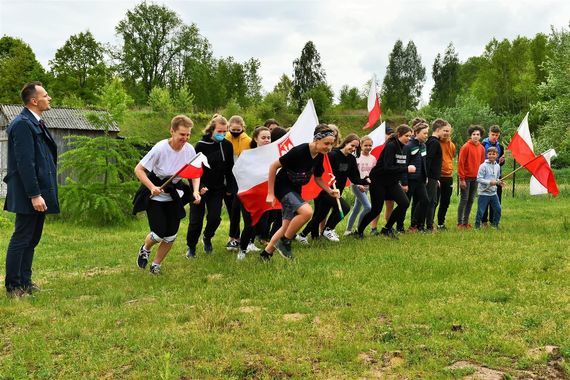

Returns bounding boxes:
[344,229,353,236]
[137,245,150,269]
[437,224,447,230]
[322,228,340,242]
[465,224,473,229]
[380,227,398,240]
[186,246,196,259]
[6,288,28,298]
[237,250,246,260]
[149,263,161,275]
[203,238,213,253]
[260,250,273,262]
[246,242,261,253]
[22,283,40,295]
[295,234,309,245]
[226,239,239,251]
[353,231,364,239]
[408,226,419,233]
[275,238,293,259]
[395,227,405,234]
[370,228,380,236]
[457,223,466,229]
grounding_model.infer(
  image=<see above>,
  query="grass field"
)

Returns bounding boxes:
[1,187,569,378]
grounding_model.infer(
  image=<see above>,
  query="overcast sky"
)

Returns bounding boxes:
[1,0,569,104]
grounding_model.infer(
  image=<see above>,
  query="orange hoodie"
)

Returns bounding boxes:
[458,140,485,180]
[440,139,456,177]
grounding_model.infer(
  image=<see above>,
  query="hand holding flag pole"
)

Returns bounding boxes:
[152,153,208,197]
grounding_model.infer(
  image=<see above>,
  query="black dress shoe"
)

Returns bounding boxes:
[22,283,41,294]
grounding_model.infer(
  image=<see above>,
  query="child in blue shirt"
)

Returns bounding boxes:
[475,147,504,228]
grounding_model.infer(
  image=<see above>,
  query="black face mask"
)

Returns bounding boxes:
[230,131,243,137]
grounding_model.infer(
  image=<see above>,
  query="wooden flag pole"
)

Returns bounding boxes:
[155,153,202,194]
[500,150,548,181]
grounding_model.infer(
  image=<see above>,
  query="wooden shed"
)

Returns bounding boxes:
[0,104,120,197]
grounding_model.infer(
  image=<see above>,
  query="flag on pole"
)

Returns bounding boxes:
[233,100,333,224]
[368,121,387,159]
[529,149,559,196]
[363,75,381,129]
[507,113,559,197]
[177,152,210,179]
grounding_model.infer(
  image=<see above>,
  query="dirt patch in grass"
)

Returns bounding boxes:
[283,313,306,321]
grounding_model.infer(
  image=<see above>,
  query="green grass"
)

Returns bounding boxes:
[1,193,569,379]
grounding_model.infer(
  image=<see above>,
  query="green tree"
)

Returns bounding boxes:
[292,41,327,111]
[115,2,201,98]
[430,43,460,107]
[381,40,426,113]
[0,36,46,103]
[244,58,263,105]
[49,31,108,105]
[302,83,334,116]
[148,86,173,114]
[338,85,366,109]
[273,73,294,109]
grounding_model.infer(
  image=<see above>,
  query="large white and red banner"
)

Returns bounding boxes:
[507,113,559,197]
[368,121,387,159]
[233,100,333,224]
[363,75,381,130]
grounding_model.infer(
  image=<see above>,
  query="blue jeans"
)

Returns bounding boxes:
[475,194,501,227]
[346,184,371,231]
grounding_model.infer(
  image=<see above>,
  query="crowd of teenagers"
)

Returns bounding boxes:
[133,114,506,274]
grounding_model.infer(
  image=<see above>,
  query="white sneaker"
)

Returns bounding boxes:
[331,229,340,239]
[237,251,246,260]
[246,242,261,253]
[322,228,340,242]
[344,230,353,236]
[295,234,309,245]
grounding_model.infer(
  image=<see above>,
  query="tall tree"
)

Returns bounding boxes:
[430,43,460,107]
[338,85,366,109]
[114,3,201,98]
[292,41,327,111]
[244,58,263,106]
[0,36,46,103]
[49,31,107,105]
[381,40,426,113]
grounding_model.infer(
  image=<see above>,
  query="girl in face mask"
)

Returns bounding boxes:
[223,115,252,251]
[185,114,237,258]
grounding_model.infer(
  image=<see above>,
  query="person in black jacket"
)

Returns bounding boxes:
[186,115,237,257]
[398,122,429,232]
[356,125,416,239]
[298,134,368,242]
[421,119,445,231]
[4,82,58,297]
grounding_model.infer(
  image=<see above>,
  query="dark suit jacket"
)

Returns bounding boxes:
[3,107,60,214]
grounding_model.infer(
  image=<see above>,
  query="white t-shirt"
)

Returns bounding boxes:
[139,139,196,202]
[356,153,377,179]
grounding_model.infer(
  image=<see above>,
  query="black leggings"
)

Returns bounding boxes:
[186,189,224,248]
[302,191,350,237]
[224,193,241,239]
[358,181,409,233]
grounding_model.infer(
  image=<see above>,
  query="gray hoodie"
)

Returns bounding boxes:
[477,159,501,195]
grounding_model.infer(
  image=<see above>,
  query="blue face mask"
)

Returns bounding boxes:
[213,133,225,142]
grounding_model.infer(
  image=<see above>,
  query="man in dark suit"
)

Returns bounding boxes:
[3,81,59,298]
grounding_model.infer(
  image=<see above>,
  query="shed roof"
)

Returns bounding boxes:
[0,104,120,132]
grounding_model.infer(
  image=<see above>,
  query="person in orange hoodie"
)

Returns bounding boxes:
[457,125,486,228]
[434,119,455,230]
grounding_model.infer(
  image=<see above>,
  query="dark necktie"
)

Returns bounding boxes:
[39,119,54,143]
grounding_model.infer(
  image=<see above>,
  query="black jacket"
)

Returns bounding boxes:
[369,138,408,186]
[425,135,443,180]
[195,134,237,193]
[3,108,59,214]
[328,149,368,194]
[401,137,427,185]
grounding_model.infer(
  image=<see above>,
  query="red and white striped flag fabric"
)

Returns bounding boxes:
[363,75,381,129]
[369,121,387,159]
[530,149,558,196]
[233,100,333,224]
[507,113,559,197]
[177,152,209,179]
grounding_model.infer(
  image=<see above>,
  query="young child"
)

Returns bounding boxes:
[475,147,503,228]
[262,124,339,260]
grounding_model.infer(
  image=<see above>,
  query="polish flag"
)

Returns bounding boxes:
[177,152,210,179]
[233,100,333,224]
[530,149,558,196]
[507,113,559,197]
[368,121,387,159]
[363,75,381,129]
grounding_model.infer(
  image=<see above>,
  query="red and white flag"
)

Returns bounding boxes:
[507,113,559,197]
[530,149,558,196]
[233,100,333,224]
[177,152,209,179]
[368,121,387,159]
[363,75,381,129]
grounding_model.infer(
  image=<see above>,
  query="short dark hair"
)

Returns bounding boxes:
[270,126,287,142]
[20,81,43,105]
[467,125,485,136]
[431,118,449,131]
[264,118,279,128]
[489,125,501,134]
[170,115,193,131]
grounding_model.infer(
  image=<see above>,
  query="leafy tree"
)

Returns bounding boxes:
[273,73,294,109]
[430,43,460,108]
[338,85,366,109]
[292,41,327,111]
[115,2,201,97]
[58,78,138,225]
[148,86,173,114]
[0,36,46,103]
[244,58,263,105]
[49,31,107,104]
[172,85,194,113]
[302,83,334,116]
[381,40,426,113]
